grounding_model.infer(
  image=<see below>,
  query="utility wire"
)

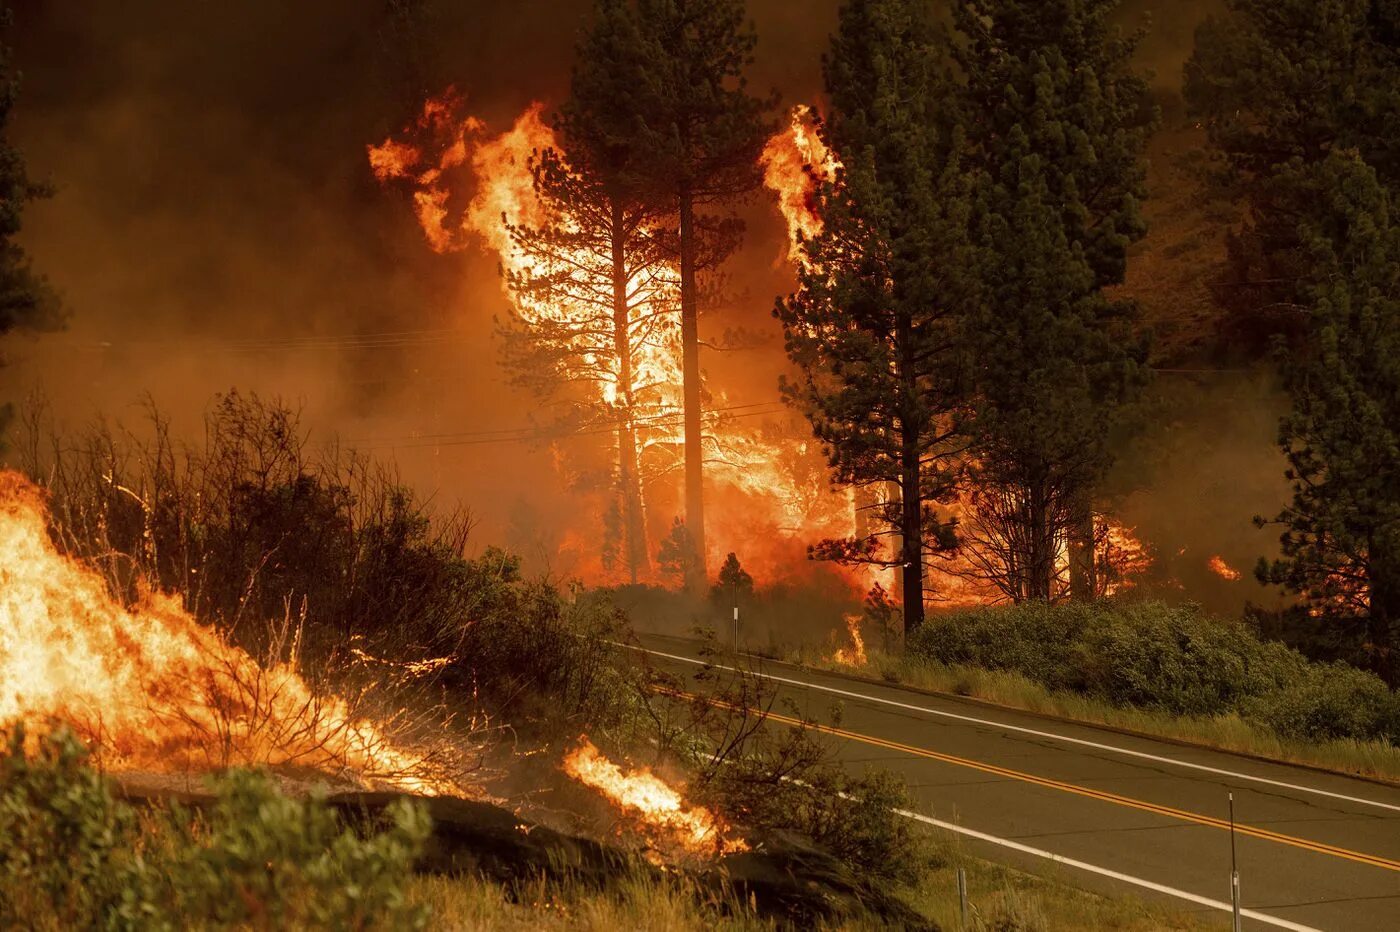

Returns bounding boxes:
[352,404,794,452]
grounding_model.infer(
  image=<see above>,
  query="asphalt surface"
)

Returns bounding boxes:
[635,633,1400,931]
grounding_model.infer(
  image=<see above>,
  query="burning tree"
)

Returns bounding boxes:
[622,0,777,585]
[776,0,977,635]
[952,0,1153,602]
[498,3,682,584]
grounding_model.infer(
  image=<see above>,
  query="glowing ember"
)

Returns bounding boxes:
[562,738,745,855]
[832,614,868,667]
[1208,554,1243,582]
[761,105,841,263]
[0,471,440,793]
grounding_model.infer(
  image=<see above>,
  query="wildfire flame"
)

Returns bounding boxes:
[371,91,863,587]
[832,614,868,667]
[1208,554,1243,582]
[562,738,746,855]
[0,471,441,793]
[761,105,841,263]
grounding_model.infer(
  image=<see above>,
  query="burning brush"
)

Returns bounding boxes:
[0,470,457,794]
[831,614,868,667]
[562,737,747,857]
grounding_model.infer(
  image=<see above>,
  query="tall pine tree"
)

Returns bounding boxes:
[626,0,775,585]
[1185,0,1400,353]
[777,0,975,635]
[0,5,61,420]
[953,0,1153,601]
[1189,0,1400,675]
[961,146,1145,602]
[1258,153,1400,684]
[499,0,677,584]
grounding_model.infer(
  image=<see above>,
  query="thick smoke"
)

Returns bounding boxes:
[5,1,1285,610]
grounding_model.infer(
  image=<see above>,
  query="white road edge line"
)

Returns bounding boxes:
[901,808,1324,932]
[628,643,1400,815]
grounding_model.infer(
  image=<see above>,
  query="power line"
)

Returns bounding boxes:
[351,403,794,452]
[346,399,787,445]
[66,329,476,355]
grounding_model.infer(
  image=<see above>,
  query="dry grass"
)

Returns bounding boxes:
[405,846,1222,931]
[795,648,1400,785]
[407,872,773,931]
[913,845,1226,931]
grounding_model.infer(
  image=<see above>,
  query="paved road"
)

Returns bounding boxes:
[634,634,1400,931]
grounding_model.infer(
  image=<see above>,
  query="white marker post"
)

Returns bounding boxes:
[732,581,739,650]
[1230,792,1242,932]
[957,866,968,929]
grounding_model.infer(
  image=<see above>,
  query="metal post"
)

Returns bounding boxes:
[1229,792,1242,932]
[957,866,968,929]
[732,580,739,650]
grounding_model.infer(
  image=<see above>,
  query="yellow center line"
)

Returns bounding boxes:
[671,689,1400,873]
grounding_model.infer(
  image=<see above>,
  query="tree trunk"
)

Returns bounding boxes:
[1368,545,1399,686]
[611,198,649,584]
[886,480,904,605]
[678,187,706,588]
[616,422,647,583]
[899,456,924,635]
[896,310,923,635]
[1068,496,1096,601]
[1027,480,1054,602]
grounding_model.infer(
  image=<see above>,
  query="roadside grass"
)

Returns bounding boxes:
[911,844,1226,932]
[408,872,769,931]
[406,844,1224,930]
[791,646,1400,785]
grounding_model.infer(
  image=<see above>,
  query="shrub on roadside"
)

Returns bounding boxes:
[0,727,137,925]
[18,393,640,741]
[908,600,1400,744]
[0,727,430,931]
[1243,661,1400,743]
[657,646,928,884]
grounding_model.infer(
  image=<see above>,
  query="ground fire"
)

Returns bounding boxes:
[831,614,868,666]
[0,470,442,793]
[562,737,747,856]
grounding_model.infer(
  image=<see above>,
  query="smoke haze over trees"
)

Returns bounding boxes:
[0,0,1310,625]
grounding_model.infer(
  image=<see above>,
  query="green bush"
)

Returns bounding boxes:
[908,600,1400,744]
[148,770,430,931]
[800,767,930,884]
[0,727,430,931]
[1074,602,1272,715]
[0,727,138,926]
[1245,662,1400,743]
[921,600,1088,692]
[453,583,640,733]
[670,653,928,884]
